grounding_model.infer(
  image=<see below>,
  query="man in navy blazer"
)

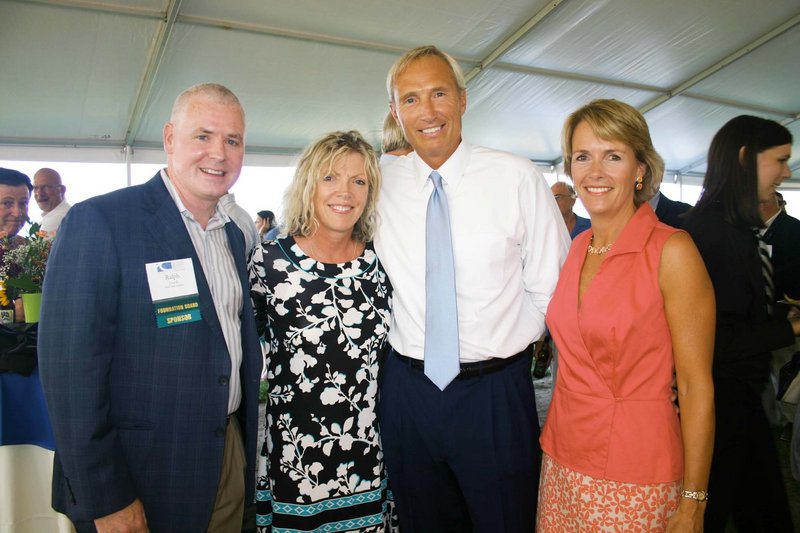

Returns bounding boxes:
[652,190,692,228]
[762,192,800,304]
[39,83,262,532]
[644,169,693,228]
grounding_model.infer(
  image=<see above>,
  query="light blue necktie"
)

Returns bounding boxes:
[424,171,460,390]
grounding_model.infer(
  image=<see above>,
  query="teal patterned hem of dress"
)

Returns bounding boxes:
[272,512,383,533]
[256,481,391,529]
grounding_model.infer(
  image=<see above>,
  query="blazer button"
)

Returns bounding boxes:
[218,376,229,385]
[215,427,225,437]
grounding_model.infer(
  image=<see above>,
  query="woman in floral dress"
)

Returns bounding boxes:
[249,131,395,532]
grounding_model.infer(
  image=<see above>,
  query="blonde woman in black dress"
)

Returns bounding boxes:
[248,131,396,532]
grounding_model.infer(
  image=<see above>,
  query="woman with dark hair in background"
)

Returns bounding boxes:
[683,115,798,531]
[255,210,276,240]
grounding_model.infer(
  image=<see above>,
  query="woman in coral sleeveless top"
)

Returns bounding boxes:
[537,99,716,532]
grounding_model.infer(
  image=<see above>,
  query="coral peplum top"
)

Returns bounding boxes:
[541,204,683,484]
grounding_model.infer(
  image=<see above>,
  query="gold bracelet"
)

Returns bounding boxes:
[681,489,709,502]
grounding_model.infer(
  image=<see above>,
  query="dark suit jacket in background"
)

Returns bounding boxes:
[683,206,795,388]
[38,173,262,531]
[762,210,800,303]
[654,192,692,228]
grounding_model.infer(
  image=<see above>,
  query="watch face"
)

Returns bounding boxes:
[683,490,708,502]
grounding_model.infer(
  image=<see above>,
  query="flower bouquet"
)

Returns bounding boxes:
[0,223,52,306]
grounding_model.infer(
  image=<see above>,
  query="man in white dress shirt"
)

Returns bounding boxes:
[33,168,70,236]
[219,192,259,255]
[375,45,569,532]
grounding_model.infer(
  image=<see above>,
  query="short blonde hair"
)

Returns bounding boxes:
[562,99,664,206]
[170,83,245,126]
[381,111,411,154]
[282,131,381,242]
[386,45,466,103]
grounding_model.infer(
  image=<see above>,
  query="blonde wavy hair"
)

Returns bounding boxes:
[281,131,381,242]
[562,99,664,206]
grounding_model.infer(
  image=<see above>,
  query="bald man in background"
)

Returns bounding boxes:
[33,168,70,236]
[551,181,590,239]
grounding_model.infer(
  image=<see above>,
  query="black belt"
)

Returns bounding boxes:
[392,347,531,380]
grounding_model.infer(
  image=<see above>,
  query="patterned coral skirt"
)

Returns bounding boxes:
[536,454,681,532]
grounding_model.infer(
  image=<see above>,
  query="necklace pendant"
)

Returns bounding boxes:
[587,238,613,255]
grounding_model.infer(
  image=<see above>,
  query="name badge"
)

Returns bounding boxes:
[145,258,202,328]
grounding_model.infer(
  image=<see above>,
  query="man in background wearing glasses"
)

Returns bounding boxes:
[33,167,70,236]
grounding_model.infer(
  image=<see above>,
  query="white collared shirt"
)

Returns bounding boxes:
[375,141,570,362]
[759,209,780,256]
[161,170,243,414]
[40,200,71,236]
[219,193,259,255]
[379,153,401,169]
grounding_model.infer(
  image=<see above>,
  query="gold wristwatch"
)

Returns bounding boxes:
[681,489,709,502]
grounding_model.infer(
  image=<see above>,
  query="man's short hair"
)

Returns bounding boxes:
[0,168,33,192]
[34,167,62,183]
[553,182,576,197]
[381,111,411,153]
[386,45,466,103]
[170,83,245,126]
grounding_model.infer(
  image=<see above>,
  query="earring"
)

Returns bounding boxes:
[635,176,643,191]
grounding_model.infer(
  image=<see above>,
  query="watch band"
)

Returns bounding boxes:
[681,489,709,502]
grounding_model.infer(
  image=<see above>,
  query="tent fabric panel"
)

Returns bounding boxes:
[501,0,800,89]
[179,0,548,58]
[688,28,800,114]
[464,69,661,161]
[133,23,397,151]
[0,2,159,142]
[645,96,795,173]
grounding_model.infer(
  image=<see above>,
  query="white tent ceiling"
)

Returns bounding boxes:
[1,0,799,183]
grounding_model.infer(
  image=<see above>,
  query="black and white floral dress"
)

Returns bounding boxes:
[249,236,396,532]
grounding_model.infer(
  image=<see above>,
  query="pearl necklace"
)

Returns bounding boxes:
[587,236,613,255]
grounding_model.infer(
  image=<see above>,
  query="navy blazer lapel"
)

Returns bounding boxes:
[225,221,248,284]
[141,174,197,260]
[140,173,225,337]
[655,196,668,221]
[762,211,784,243]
